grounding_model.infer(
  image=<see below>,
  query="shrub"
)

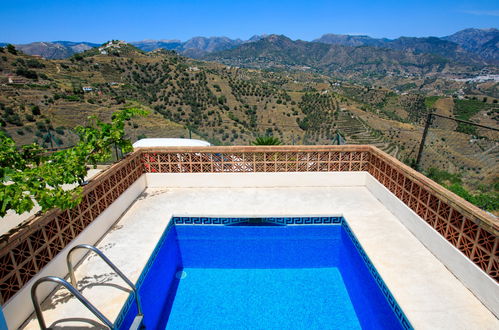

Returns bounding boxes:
[31,105,41,115]
[16,67,38,79]
[6,44,17,54]
[26,59,45,68]
[251,136,282,145]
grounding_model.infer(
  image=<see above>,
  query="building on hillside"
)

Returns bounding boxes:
[82,86,93,92]
[7,75,27,84]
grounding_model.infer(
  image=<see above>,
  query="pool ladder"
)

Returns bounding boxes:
[31,244,143,329]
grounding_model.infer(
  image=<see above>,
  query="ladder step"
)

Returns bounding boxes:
[130,315,144,330]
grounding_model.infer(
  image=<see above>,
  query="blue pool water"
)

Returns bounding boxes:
[117,219,411,329]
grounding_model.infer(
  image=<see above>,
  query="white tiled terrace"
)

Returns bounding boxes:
[15,172,498,329]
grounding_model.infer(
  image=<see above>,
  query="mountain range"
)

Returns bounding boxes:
[1,35,497,190]
[3,28,496,63]
[202,33,498,85]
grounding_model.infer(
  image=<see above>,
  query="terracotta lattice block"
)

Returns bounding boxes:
[72,217,85,235]
[446,224,461,246]
[78,195,90,214]
[401,191,411,205]
[328,162,339,171]
[149,163,159,173]
[458,219,478,258]
[306,152,317,161]
[60,226,75,245]
[396,171,405,186]
[168,153,181,163]
[33,247,51,272]
[379,161,386,173]
[0,253,15,280]
[90,204,100,220]
[254,153,265,162]
[425,210,438,226]
[472,246,491,271]
[43,219,60,240]
[428,195,439,213]
[277,163,287,172]
[158,153,169,163]
[339,152,350,162]
[434,216,449,236]
[352,152,362,161]
[265,152,278,162]
[411,183,421,199]
[17,259,37,287]
[408,197,418,211]
[29,228,47,252]
[0,273,21,303]
[476,228,496,254]
[201,163,212,172]
[319,152,329,161]
[488,258,498,281]
[448,210,464,233]
[85,190,101,210]
[461,217,479,242]
[340,163,350,171]
[47,236,63,259]
[403,177,413,193]
[191,163,202,172]
[438,202,451,221]
[386,179,396,193]
[308,162,319,172]
[80,210,93,226]
[384,164,392,177]
[160,163,172,172]
[265,162,277,172]
[416,202,428,218]
[330,152,340,162]
[68,207,80,224]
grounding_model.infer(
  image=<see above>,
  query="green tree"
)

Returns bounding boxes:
[251,136,282,145]
[0,107,148,217]
[6,44,17,55]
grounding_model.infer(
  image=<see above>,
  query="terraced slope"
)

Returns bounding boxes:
[335,109,399,157]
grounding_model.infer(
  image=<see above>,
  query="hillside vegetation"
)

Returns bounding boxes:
[0,42,497,199]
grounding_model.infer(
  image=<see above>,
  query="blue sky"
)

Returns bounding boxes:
[0,0,497,43]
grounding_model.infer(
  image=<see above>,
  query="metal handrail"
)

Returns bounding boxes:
[66,244,143,316]
[31,276,113,329]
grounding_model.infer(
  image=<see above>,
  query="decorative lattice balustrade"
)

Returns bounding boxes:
[0,146,497,304]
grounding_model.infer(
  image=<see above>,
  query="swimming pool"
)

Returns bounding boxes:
[116,217,412,329]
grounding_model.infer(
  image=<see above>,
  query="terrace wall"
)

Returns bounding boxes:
[0,145,496,310]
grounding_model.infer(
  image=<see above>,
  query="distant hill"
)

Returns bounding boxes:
[315,33,492,64]
[442,28,499,63]
[3,28,497,64]
[203,34,491,83]
[128,39,182,52]
[1,41,497,189]
[313,34,389,47]
[131,36,246,58]
[8,41,100,59]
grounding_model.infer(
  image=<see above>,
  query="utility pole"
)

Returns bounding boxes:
[415,113,433,171]
[46,127,54,150]
[114,143,120,161]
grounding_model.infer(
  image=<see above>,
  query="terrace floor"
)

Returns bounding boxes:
[21,185,498,329]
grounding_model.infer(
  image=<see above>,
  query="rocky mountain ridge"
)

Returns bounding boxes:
[4,28,496,62]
